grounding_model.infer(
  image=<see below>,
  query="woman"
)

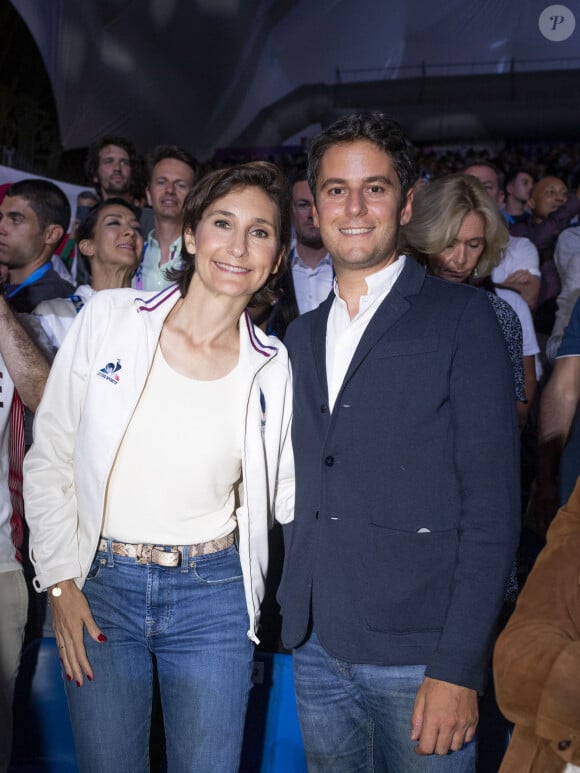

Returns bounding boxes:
[401,173,538,428]
[23,162,294,772]
[33,198,143,349]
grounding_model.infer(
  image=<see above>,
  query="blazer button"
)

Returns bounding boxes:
[558,740,571,751]
[325,456,334,466]
[320,404,327,413]
[315,511,319,520]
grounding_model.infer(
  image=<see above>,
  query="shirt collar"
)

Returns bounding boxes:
[333,255,406,302]
[290,244,332,269]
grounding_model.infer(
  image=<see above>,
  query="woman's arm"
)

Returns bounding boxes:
[23,301,105,684]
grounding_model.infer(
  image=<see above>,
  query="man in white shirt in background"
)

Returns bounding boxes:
[267,170,333,338]
[133,145,199,292]
[464,162,540,310]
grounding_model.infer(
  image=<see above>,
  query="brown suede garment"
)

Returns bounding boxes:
[494,478,580,772]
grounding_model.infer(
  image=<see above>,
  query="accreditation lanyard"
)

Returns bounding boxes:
[5,263,52,299]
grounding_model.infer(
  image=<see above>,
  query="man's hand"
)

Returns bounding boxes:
[410,676,478,755]
[501,269,540,309]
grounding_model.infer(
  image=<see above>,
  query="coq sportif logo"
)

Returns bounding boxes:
[97,359,122,384]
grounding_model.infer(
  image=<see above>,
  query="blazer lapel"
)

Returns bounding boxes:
[310,293,334,400]
[339,258,426,390]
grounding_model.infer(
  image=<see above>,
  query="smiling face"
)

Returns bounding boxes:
[428,211,486,283]
[312,140,412,277]
[183,186,282,302]
[80,203,143,270]
[146,157,195,221]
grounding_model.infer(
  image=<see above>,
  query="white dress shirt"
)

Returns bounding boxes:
[290,245,334,314]
[326,256,406,411]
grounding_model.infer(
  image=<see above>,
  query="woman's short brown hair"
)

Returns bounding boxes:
[169,161,291,307]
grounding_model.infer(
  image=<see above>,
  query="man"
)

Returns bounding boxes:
[464,162,540,310]
[278,112,520,771]
[503,168,534,223]
[133,145,198,291]
[0,179,74,314]
[547,225,580,361]
[0,288,50,772]
[535,298,580,536]
[510,176,580,333]
[268,170,333,338]
[84,135,137,203]
[494,476,580,772]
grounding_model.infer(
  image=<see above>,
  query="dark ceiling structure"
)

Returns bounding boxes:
[10,0,580,158]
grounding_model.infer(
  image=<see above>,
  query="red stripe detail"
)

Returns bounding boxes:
[8,391,25,562]
[244,311,276,357]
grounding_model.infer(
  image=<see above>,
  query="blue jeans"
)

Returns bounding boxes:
[293,630,476,773]
[64,540,254,773]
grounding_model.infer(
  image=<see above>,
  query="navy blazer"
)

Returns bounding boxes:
[278,257,520,692]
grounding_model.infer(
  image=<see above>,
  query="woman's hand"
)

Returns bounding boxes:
[49,579,106,686]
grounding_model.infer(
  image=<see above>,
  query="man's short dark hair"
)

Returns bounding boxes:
[463,159,504,191]
[146,145,199,185]
[85,135,137,193]
[6,179,71,233]
[287,166,309,190]
[504,167,535,192]
[307,112,415,202]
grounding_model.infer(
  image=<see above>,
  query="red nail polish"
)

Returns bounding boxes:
[66,674,72,681]
[87,674,93,681]
[76,680,81,687]
[97,633,107,642]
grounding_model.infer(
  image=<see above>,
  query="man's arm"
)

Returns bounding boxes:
[535,355,580,535]
[500,270,540,309]
[0,294,50,410]
[413,290,520,755]
[495,482,580,742]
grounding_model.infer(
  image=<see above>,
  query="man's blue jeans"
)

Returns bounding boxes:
[64,540,254,772]
[293,630,476,772]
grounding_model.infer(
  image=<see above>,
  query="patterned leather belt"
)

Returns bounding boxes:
[97,533,235,567]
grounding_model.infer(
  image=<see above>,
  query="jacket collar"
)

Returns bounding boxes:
[311,257,426,396]
[133,283,279,368]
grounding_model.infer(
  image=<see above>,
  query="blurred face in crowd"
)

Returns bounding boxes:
[428,211,486,284]
[95,144,132,199]
[146,157,195,222]
[464,165,502,207]
[530,176,568,221]
[291,180,323,249]
[506,172,534,206]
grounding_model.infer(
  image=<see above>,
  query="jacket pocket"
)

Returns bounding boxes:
[364,524,457,634]
[372,334,439,359]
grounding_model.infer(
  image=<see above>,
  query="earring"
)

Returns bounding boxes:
[472,266,479,278]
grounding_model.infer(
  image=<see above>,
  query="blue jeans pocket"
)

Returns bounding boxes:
[192,545,243,584]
